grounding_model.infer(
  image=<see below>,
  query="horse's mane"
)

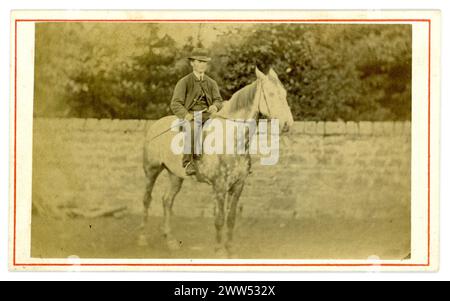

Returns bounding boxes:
[227,81,257,113]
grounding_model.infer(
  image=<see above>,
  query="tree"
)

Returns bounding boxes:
[60,24,196,119]
[212,24,411,121]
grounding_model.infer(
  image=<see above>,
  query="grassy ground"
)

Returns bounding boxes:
[31,213,410,260]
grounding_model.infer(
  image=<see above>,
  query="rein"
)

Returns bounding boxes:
[212,79,270,123]
[150,79,273,141]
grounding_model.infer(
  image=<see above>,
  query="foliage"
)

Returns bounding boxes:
[213,24,411,121]
[34,23,411,121]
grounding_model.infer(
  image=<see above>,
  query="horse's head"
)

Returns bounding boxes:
[255,67,294,133]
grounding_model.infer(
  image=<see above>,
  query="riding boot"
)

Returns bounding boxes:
[183,121,197,175]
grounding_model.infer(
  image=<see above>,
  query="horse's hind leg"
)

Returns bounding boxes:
[225,180,245,257]
[162,171,183,251]
[213,189,227,257]
[137,164,163,247]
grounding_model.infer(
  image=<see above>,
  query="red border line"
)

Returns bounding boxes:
[13,19,17,267]
[15,263,430,267]
[13,18,431,268]
[427,19,431,266]
[15,18,430,23]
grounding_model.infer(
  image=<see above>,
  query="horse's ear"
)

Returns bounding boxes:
[255,66,266,79]
[268,68,279,81]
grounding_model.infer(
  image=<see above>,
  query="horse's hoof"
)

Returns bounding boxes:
[167,238,181,251]
[215,247,228,258]
[137,234,148,247]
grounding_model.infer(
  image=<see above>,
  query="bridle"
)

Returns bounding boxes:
[149,79,280,142]
[257,79,272,120]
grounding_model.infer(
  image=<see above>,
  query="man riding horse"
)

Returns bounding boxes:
[170,48,224,176]
[141,48,294,257]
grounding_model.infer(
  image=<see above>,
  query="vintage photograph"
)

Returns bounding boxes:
[9,10,440,271]
[31,21,411,259]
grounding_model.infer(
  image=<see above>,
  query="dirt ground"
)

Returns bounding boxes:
[31,213,410,260]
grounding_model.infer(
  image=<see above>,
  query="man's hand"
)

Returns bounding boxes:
[184,113,194,121]
[207,105,218,114]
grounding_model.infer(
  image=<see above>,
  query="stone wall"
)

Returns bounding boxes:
[32,118,411,220]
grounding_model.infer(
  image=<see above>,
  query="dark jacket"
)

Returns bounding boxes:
[170,73,223,119]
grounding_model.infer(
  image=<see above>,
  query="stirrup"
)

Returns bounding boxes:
[184,161,196,176]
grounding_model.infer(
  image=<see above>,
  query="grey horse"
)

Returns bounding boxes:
[139,67,294,257]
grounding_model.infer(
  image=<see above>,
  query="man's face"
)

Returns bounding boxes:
[190,59,208,74]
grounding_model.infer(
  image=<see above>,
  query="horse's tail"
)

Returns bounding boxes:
[143,121,160,176]
[142,116,179,176]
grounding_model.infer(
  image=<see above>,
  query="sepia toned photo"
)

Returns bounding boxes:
[9,10,440,271]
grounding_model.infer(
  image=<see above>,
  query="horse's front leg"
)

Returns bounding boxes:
[225,180,245,257]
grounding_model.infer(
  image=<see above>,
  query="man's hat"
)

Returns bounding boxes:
[188,48,211,62]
